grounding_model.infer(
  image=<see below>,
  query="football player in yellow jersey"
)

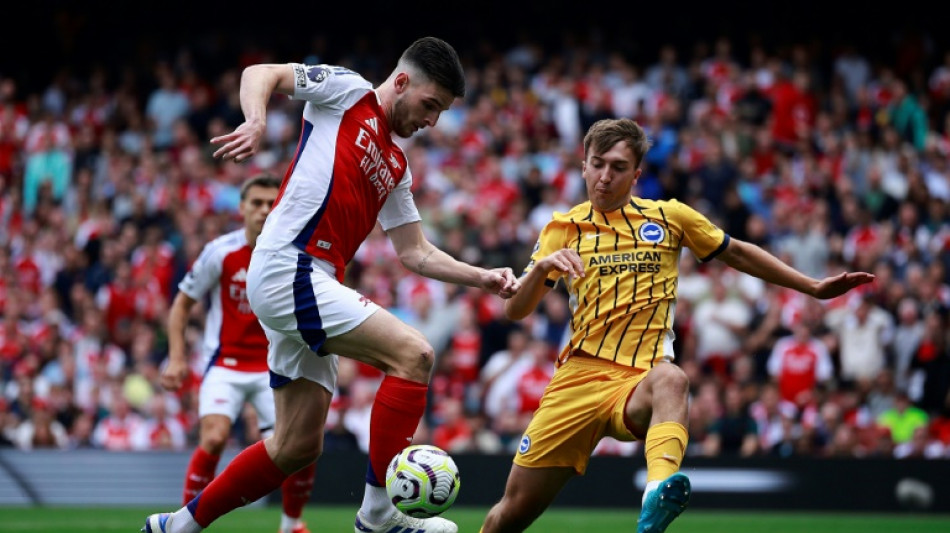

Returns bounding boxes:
[479,118,874,533]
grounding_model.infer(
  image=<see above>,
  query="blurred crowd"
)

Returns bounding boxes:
[1,27,949,462]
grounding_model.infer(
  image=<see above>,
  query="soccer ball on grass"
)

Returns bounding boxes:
[385,444,460,518]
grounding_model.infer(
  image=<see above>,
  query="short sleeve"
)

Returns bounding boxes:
[524,220,568,286]
[377,168,422,231]
[675,200,730,262]
[289,63,373,107]
[177,241,221,300]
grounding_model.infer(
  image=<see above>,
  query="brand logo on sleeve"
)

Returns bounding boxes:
[518,435,532,454]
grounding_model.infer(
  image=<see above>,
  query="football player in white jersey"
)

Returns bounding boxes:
[144,37,519,533]
[160,175,316,533]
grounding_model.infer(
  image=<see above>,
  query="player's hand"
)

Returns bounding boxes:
[812,271,875,299]
[160,358,189,391]
[482,267,521,299]
[536,249,585,279]
[210,120,265,163]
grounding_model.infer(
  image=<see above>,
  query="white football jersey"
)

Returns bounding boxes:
[178,229,268,373]
[258,64,421,280]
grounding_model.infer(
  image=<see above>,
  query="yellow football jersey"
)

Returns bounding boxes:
[525,197,729,370]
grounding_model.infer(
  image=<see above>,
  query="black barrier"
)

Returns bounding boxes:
[287,451,950,513]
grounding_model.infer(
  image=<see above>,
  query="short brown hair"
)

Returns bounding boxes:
[240,174,281,200]
[400,36,466,98]
[583,118,652,167]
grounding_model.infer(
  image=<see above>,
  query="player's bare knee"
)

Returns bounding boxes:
[389,337,435,382]
[199,434,228,455]
[199,425,230,454]
[275,434,323,469]
[652,362,689,397]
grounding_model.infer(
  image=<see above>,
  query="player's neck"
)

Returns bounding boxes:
[374,87,395,129]
[245,228,258,250]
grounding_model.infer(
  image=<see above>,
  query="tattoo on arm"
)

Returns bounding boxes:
[417,249,436,275]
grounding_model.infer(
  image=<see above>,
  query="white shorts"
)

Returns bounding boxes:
[198,366,276,433]
[247,246,380,394]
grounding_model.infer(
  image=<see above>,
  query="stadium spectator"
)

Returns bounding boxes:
[750,382,799,453]
[766,321,834,406]
[826,293,894,387]
[702,382,759,457]
[131,394,187,451]
[431,396,474,453]
[145,63,191,152]
[10,397,68,450]
[877,392,930,445]
[91,395,142,451]
[691,270,753,379]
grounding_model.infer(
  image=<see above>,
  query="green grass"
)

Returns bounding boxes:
[1,506,949,533]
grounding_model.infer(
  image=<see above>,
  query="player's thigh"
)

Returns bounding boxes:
[321,306,432,373]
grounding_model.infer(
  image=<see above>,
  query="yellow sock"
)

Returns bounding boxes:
[643,421,688,482]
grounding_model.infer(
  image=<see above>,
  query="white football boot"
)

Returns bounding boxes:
[142,513,173,533]
[353,511,458,533]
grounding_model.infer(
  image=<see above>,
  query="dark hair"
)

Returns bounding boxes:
[240,174,281,199]
[583,118,652,167]
[400,36,465,98]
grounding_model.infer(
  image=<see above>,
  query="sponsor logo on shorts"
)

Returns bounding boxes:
[518,434,531,454]
[317,240,331,250]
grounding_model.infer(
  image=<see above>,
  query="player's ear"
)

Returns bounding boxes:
[394,72,410,94]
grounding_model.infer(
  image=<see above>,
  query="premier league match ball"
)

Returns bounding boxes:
[385,444,460,518]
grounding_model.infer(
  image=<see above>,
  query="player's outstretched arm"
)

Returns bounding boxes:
[505,248,584,320]
[387,221,520,298]
[162,292,198,391]
[716,238,874,299]
[210,64,296,163]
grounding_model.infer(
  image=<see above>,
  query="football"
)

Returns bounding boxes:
[385,444,461,518]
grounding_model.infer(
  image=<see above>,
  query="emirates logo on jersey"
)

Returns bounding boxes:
[355,127,398,201]
[229,283,252,314]
[231,268,248,282]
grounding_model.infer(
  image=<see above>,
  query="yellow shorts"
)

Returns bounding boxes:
[513,355,648,475]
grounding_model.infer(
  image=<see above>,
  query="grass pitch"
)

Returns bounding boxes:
[1,505,948,532]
